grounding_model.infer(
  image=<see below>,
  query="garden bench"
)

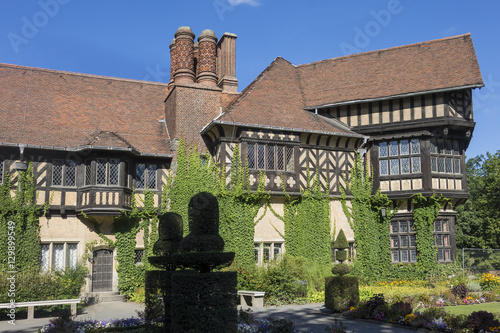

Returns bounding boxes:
[0,298,81,319]
[238,290,265,308]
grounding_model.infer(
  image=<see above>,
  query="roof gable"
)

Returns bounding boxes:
[0,64,171,155]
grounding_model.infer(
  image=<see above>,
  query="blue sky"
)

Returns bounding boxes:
[0,0,498,160]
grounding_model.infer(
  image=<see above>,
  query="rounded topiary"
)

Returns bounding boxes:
[331,263,351,276]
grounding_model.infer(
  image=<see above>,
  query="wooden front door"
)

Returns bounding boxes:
[92,249,113,291]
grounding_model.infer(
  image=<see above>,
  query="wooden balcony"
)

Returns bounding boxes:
[77,186,132,216]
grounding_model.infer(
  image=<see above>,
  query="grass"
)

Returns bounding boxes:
[444,302,500,318]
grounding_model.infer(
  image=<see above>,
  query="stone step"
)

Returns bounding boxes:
[83,292,126,304]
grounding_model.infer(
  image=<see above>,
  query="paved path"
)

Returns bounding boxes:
[1,301,420,333]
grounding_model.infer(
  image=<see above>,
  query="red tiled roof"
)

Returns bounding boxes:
[0,64,171,155]
[215,34,483,132]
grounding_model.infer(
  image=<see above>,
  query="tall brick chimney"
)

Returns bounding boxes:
[196,29,218,87]
[173,26,195,85]
[168,38,176,89]
[217,33,238,92]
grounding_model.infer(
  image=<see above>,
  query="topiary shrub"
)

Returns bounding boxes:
[333,229,348,264]
[325,276,359,312]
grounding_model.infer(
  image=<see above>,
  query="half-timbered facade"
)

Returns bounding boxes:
[0,27,483,293]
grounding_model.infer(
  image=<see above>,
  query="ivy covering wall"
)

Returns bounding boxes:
[0,164,49,272]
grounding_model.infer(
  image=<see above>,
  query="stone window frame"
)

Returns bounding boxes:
[254,241,284,264]
[40,242,79,272]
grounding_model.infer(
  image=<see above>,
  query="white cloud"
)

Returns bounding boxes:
[228,0,260,7]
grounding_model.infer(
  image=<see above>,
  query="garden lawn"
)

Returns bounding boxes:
[444,302,500,317]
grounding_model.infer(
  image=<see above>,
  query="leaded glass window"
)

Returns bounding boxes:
[430,139,462,174]
[135,250,144,265]
[378,139,421,176]
[40,244,50,272]
[147,165,157,189]
[53,243,65,271]
[135,163,157,189]
[109,159,119,185]
[67,243,78,269]
[53,160,63,186]
[97,159,107,185]
[246,143,295,172]
[53,160,76,187]
[391,219,416,264]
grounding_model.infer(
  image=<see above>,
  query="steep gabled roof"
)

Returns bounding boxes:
[298,33,484,108]
[207,57,362,137]
[210,34,483,134]
[0,64,171,156]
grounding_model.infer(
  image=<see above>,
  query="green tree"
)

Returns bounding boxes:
[456,151,500,248]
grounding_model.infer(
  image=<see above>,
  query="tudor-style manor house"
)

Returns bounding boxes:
[0,27,483,294]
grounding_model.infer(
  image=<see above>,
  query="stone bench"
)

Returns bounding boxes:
[238,290,265,308]
[0,298,81,319]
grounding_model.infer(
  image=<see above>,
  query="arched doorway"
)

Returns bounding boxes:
[92,249,113,291]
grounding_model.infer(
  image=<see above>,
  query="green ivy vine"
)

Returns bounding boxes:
[269,168,332,265]
[340,153,394,281]
[411,193,448,271]
[0,163,50,272]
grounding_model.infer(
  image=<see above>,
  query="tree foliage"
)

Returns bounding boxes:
[456,151,500,249]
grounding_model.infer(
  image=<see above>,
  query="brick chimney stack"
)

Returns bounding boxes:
[217,33,238,93]
[173,26,196,85]
[196,29,218,87]
[168,38,176,89]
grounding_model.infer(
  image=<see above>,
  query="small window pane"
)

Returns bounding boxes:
[257,145,265,169]
[277,146,284,170]
[109,160,119,185]
[286,147,294,171]
[438,157,445,173]
[390,159,399,175]
[445,249,451,261]
[443,235,449,246]
[431,157,438,172]
[401,250,409,262]
[254,244,259,263]
[53,160,63,186]
[380,160,388,176]
[97,159,107,185]
[263,244,271,262]
[454,159,460,174]
[65,160,76,187]
[400,140,409,155]
[446,158,453,173]
[85,161,92,185]
[435,221,442,232]
[438,139,445,154]
[436,234,443,246]
[411,139,420,154]
[247,144,255,169]
[438,249,444,261]
[135,250,143,264]
[410,250,417,262]
[273,243,282,259]
[247,143,255,169]
[379,142,388,157]
[401,235,408,247]
[412,157,421,173]
[66,244,78,269]
[40,244,50,272]
[267,146,275,170]
[442,221,448,232]
[53,243,64,271]
[391,236,399,247]
[389,141,399,156]
[392,250,399,262]
[391,221,399,233]
[147,164,157,189]
[135,163,146,189]
[400,221,408,233]
[401,158,410,174]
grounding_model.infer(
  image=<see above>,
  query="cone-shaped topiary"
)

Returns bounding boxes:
[333,229,348,250]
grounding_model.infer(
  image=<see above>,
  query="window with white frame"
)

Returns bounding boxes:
[379,139,421,176]
[430,139,461,174]
[53,160,77,187]
[135,163,157,189]
[247,143,294,172]
[40,242,78,272]
[254,242,283,264]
